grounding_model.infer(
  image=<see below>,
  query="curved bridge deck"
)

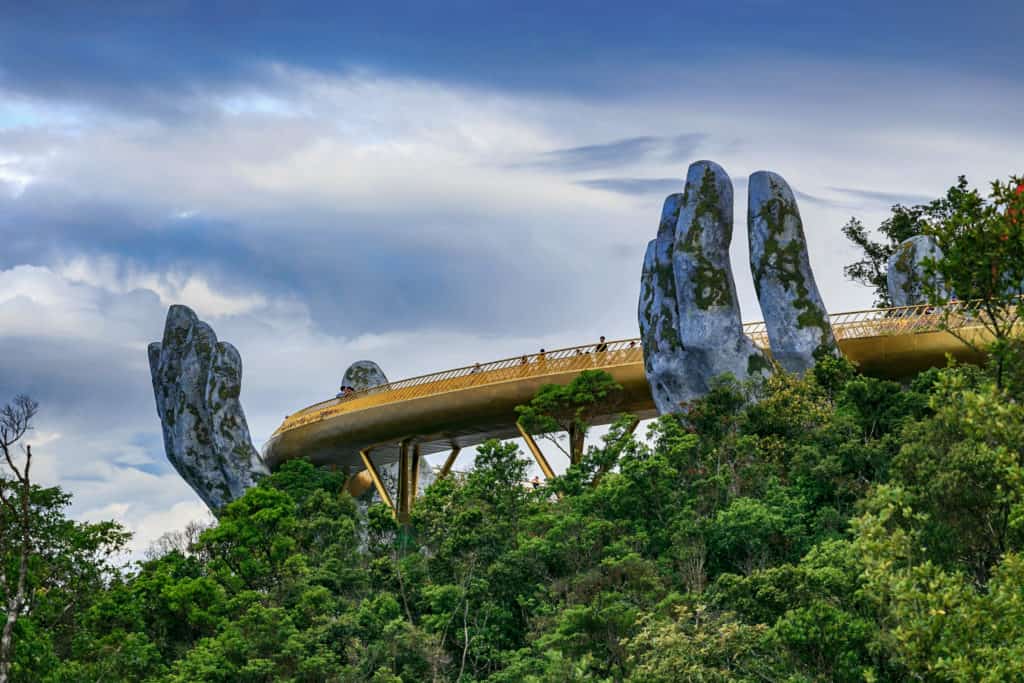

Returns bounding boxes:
[263,301,995,477]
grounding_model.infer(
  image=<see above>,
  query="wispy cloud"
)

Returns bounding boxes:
[530,133,706,172]
[828,186,935,206]
[577,177,682,196]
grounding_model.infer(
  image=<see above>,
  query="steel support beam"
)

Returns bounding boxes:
[359,448,395,515]
[438,445,462,478]
[516,420,556,480]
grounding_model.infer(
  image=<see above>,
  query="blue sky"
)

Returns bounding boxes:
[1,1,1021,555]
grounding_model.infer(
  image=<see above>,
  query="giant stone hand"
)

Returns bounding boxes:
[639,161,835,414]
[148,305,268,513]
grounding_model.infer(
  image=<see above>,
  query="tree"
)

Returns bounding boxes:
[922,175,1024,388]
[515,370,624,465]
[0,395,37,683]
[842,205,928,306]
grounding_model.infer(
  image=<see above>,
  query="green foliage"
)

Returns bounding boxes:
[920,175,1024,387]
[842,174,1024,318]
[515,370,623,464]
[17,348,1024,681]
[842,205,929,307]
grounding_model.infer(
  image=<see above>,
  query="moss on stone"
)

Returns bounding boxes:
[753,175,831,346]
[895,241,917,300]
[678,166,733,310]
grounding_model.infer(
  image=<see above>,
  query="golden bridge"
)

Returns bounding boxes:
[263,300,995,520]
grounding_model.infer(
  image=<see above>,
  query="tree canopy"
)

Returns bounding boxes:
[9,344,1024,681]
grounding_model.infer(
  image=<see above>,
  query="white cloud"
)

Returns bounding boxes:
[57,254,269,317]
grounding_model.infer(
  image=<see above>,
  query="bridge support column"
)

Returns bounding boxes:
[516,420,556,480]
[397,439,417,524]
[359,448,395,515]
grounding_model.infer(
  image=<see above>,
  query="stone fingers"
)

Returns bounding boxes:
[672,161,768,386]
[149,305,263,513]
[639,193,696,413]
[748,171,835,374]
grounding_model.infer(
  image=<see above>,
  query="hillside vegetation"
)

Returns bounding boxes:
[4,174,1024,681]
[4,350,1024,681]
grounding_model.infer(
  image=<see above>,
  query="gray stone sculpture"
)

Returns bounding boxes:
[340,360,389,392]
[748,171,836,374]
[639,193,695,414]
[639,161,834,414]
[148,305,268,513]
[887,235,944,307]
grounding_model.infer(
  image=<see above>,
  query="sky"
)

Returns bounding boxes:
[1,0,1021,557]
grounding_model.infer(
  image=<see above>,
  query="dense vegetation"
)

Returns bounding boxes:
[3,349,1024,681]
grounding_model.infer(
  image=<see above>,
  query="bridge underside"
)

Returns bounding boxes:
[264,356,657,473]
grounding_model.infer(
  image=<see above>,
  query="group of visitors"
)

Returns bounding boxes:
[467,335,637,376]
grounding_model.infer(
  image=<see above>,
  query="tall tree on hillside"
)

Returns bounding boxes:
[922,176,1024,388]
[0,397,128,682]
[842,205,928,307]
[515,370,624,465]
[0,395,37,683]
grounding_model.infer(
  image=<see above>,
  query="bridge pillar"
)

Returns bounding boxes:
[397,438,418,524]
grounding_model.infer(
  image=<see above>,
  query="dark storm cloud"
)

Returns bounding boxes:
[4,2,1018,117]
[0,333,158,434]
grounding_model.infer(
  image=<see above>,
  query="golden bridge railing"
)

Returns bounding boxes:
[275,299,1003,436]
[276,338,646,433]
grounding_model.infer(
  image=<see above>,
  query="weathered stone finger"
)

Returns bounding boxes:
[151,305,202,478]
[206,341,268,502]
[639,193,698,413]
[673,161,768,387]
[748,171,835,373]
[887,235,945,306]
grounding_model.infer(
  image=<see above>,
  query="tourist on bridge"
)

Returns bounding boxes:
[595,336,608,353]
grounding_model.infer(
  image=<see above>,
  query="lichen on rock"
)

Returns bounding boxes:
[748,171,836,374]
[639,161,838,414]
[887,235,944,307]
[672,161,769,388]
[149,305,268,513]
[640,192,697,414]
[341,360,389,392]
[640,161,771,414]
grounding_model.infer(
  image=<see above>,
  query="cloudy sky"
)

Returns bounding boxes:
[1,1,1021,556]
